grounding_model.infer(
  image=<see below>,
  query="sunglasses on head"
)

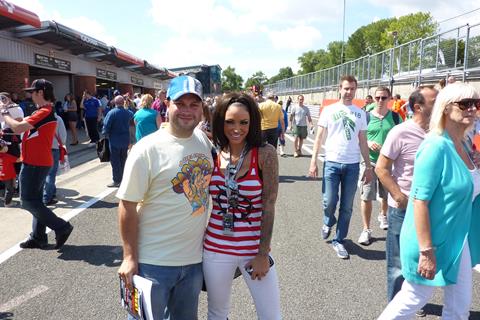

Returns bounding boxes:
[375,96,389,101]
[453,99,480,111]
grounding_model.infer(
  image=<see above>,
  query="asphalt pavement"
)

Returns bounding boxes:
[0,127,479,320]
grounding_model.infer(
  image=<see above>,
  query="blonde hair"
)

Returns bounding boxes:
[429,82,479,136]
[140,94,153,109]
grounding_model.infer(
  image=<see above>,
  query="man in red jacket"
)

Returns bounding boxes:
[0,79,73,250]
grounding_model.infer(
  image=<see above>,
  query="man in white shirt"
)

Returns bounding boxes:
[309,75,372,259]
[116,76,213,319]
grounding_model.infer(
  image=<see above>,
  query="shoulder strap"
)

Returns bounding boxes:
[366,111,370,125]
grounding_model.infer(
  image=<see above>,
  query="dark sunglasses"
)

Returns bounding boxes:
[375,96,389,101]
[454,99,480,111]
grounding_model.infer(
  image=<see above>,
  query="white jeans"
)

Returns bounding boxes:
[203,250,281,320]
[378,242,472,320]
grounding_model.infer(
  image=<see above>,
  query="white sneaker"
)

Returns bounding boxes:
[378,214,388,230]
[358,229,372,245]
[332,242,349,259]
[279,145,285,156]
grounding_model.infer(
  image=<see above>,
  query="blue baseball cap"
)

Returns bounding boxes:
[167,75,203,101]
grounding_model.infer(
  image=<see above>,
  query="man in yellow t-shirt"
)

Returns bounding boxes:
[259,91,285,148]
[116,75,213,320]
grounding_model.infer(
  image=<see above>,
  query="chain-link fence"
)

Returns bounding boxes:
[265,23,480,95]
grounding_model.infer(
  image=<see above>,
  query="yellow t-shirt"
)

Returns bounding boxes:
[259,99,282,130]
[116,128,213,266]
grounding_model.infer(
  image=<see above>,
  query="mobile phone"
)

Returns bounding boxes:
[246,256,274,275]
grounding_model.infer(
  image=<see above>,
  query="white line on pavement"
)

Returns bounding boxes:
[0,188,116,266]
[0,285,49,312]
[285,133,324,161]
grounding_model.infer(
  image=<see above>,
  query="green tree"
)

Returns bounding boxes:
[381,12,437,48]
[327,41,345,65]
[439,38,465,69]
[297,49,330,74]
[269,67,294,84]
[221,66,243,92]
[345,18,395,59]
[244,71,268,90]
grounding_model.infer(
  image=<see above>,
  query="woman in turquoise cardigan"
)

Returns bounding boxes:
[379,82,480,319]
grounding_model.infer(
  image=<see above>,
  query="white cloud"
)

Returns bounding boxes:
[59,16,117,46]
[367,0,480,29]
[150,36,233,69]
[268,25,322,50]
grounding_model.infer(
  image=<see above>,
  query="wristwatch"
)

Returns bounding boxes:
[0,109,10,115]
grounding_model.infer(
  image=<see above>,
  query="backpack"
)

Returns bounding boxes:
[366,111,400,125]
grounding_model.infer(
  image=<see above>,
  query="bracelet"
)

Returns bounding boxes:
[419,247,435,254]
[0,109,9,115]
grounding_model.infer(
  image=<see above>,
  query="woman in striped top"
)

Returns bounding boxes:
[203,93,281,319]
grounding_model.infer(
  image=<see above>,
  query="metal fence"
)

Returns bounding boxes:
[265,23,480,95]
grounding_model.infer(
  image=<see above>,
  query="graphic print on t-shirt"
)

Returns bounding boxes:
[171,154,212,217]
[332,109,357,140]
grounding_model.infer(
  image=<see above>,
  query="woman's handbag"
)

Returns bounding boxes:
[97,137,110,162]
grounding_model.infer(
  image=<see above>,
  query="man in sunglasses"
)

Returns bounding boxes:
[358,86,402,246]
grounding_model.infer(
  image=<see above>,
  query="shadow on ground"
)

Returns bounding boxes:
[280,175,321,183]
[422,303,480,319]
[344,239,386,261]
[0,313,13,320]
[57,244,122,267]
[45,189,118,210]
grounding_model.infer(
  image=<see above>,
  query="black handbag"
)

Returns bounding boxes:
[97,137,110,162]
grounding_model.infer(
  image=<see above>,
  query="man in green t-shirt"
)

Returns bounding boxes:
[358,86,402,246]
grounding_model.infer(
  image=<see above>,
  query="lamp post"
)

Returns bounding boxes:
[340,0,346,66]
[389,31,399,93]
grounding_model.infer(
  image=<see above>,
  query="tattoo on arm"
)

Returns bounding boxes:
[258,145,279,256]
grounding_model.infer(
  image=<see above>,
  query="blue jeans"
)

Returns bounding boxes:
[127,262,203,320]
[386,206,406,302]
[20,164,69,243]
[109,145,128,184]
[322,161,360,244]
[43,149,60,203]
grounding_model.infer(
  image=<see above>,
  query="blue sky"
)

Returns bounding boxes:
[9,0,480,81]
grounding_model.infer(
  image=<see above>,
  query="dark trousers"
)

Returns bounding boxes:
[85,117,99,142]
[262,128,279,149]
[20,164,69,242]
[109,145,128,184]
[3,179,14,204]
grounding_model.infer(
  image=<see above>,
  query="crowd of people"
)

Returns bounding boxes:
[1,73,479,319]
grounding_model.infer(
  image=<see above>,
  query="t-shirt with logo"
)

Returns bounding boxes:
[317,102,367,164]
[116,128,213,266]
[380,120,426,208]
[83,98,100,118]
[22,104,57,166]
[291,105,311,127]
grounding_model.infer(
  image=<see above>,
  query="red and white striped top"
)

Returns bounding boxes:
[204,148,263,256]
